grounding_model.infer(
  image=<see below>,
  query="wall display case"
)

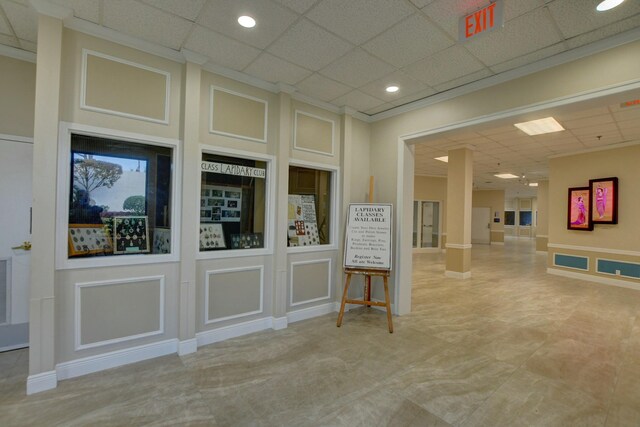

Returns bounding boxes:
[200,152,268,251]
[67,134,174,258]
[288,165,332,247]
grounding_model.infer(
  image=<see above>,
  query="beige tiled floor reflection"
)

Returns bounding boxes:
[1,238,640,426]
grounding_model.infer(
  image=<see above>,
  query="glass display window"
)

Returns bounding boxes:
[67,134,174,259]
[287,165,334,247]
[504,210,515,226]
[200,152,268,252]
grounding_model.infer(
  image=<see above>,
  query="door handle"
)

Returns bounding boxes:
[11,241,31,251]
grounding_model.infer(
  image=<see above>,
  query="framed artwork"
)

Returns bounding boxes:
[200,223,226,249]
[68,224,113,256]
[113,216,150,254]
[200,185,242,222]
[567,187,593,231]
[153,227,171,254]
[589,177,618,224]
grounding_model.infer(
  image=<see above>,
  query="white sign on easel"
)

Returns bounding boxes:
[343,203,393,270]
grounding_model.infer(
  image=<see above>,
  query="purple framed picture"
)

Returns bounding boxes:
[567,187,593,231]
[589,177,618,224]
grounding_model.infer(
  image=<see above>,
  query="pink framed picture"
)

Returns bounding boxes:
[567,187,593,231]
[589,177,618,224]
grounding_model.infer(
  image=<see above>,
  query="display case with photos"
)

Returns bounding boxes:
[200,152,268,251]
[67,134,173,258]
[288,166,332,247]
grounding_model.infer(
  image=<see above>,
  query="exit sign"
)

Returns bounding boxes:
[459,0,504,42]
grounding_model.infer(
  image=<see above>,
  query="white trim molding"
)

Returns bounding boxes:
[289,258,332,307]
[74,275,165,351]
[57,339,177,381]
[547,268,640,292]
[272,316,288,330]
[287,302,335,324]
[445,270,472,279]
[26,370,58,395]
[196,317,273,347]
[56,121,182,270]
[293,110,336,157]
[445,243,472,250]
[204,265,264,324]
[81,49,171,125]
[178,338,198,356]
[209,86,268,143]
[0,133,33,144]
[547,243,640,257]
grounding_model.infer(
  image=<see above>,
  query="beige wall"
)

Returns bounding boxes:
[537,181,549,251]
[0,55,35,137]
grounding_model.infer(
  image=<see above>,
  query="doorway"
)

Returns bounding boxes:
[0,138,32,352]
[413,200,441,251]
[471,207,491,244]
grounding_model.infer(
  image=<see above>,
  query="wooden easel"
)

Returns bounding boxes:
[336,177,393,333]
[336,267,393,333]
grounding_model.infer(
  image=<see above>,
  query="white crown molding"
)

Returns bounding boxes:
[180,48,208,65]
[0,44,36,63]
[202,62,279,93]
[64,17,185,63]
[29,0,72,20]
[371,26,640,122]
[276,82,297,94]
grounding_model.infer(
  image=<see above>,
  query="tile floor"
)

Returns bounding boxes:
[1,238,639,426]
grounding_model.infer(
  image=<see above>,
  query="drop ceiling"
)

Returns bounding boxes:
[0,0,639,198]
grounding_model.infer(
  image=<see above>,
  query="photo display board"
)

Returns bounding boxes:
[343,203,393,270]
[288,194,320,246]
[200,185,242,223]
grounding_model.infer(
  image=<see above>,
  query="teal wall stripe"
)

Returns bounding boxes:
[554,254,588,270]
[597,259,640,279]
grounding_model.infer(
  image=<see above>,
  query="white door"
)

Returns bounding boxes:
[0,138,32,351]
[421,202,434,247]
[471,207,491,244]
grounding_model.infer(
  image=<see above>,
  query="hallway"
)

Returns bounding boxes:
[1,240,639,426]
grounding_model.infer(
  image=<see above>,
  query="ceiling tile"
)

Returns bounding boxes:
[140,0,206,21]
[267,18,353,71]
[391,88,438,107]
[465,8,563,66]
[621,128,640,140]
[18,37,34,52]
[296,73,351,102]
[197,0,298,50]
[272,0,318,14]
[359,70,431,103]
[306,0,414,45]
[422,0,545,41]
[0,7,12,35]
[563,114,614,130]
[616,118,640,131]
[104,0,193,50]
[566,14,640,50]
[547,0,640,39]
[409,0,434,8]
[319,48,395,88]
[433,68,492,92]
[0,33,18,48]
[1,0,36,42]
[331,89,385,112]
[404,45,485,87]
[613,108,640,122]
[243,53,312,85]
[51,0,100,24]
[489,43,566,74]
[569,122,618,137]
[184,25,261,71]
[362,14,454,68]
[555,106,610,121]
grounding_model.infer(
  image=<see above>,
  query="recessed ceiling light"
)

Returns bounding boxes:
[494,173,519,179]
[385,85,399,93]
[238,15,256,28]
[596,0,625,11]
[514,117,564,136]
[434,156,448,163]
[529,182,539,187]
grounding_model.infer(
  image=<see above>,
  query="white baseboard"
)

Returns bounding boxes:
[287,302,335,324]
[490,241,505,245]
[196,317,273,347]
[445,270,472,279]
[0,343,28,353]
[56,339,178,381]
[178,338,197,356]
[547,268,640,291]
[26,370,57,395]
[272,316,288,330]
